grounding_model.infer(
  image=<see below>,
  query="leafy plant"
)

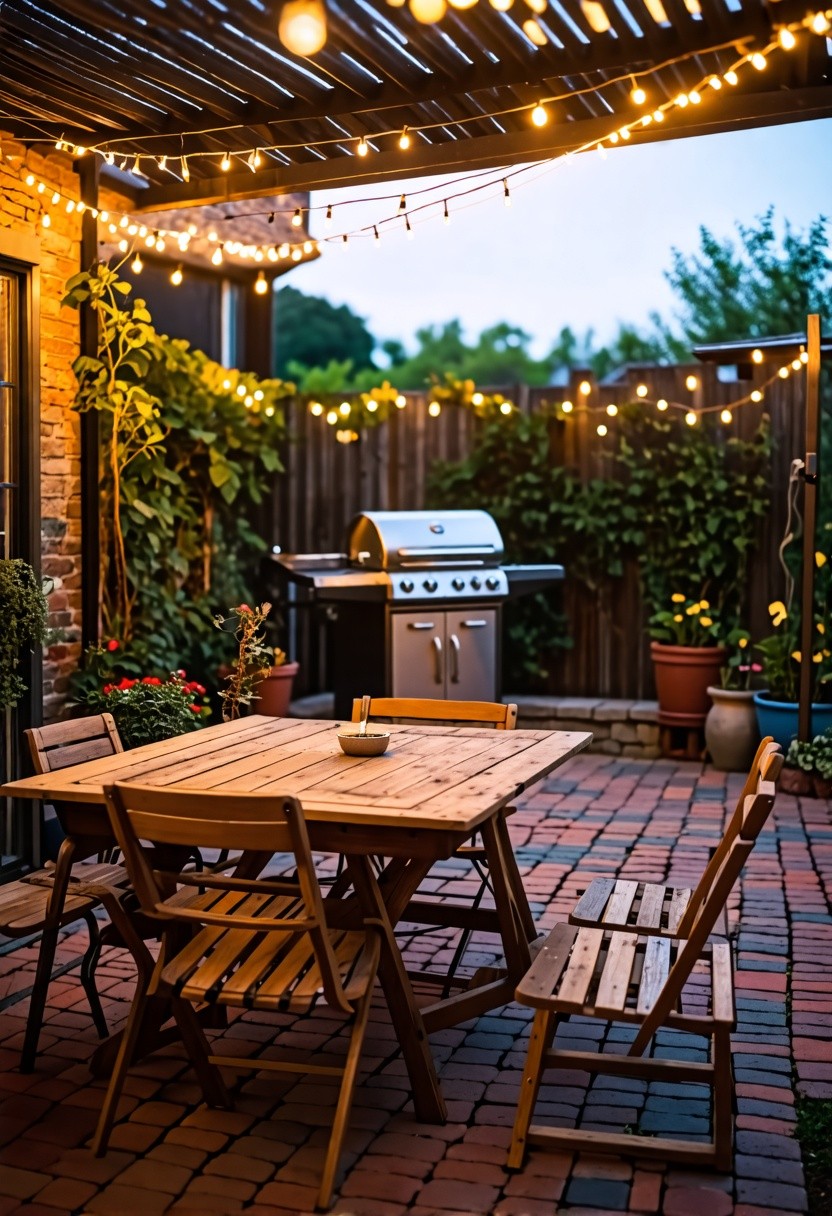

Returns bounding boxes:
[214,602,276,720]
[718,628,760,690]
[786,728,832,780]
[649,594,722,646]
[0,559,49,710]
[79,671,210,750]
[63,263,292,678]
[757,550,832,703]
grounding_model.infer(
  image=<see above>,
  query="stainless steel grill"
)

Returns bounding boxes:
[270,509,564,715]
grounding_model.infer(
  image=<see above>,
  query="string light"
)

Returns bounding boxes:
[326,410,338,426]
[325,204,333,227]
[221,152,232,171]
[339,401,351,416]
[131,252,143,273]
[778,366,790,378]
[428,401,441,417]
[685,411,698,426]
[310,401,324,416]
[292,208,303,227]
[597,423,608,436]
[630,82,647,105]
[530,103,548,127]
[749,51,767,70]
[579,381,591,396]
[181,156,190,182]
[357,136,369,157]
[750,389,764,403]
[606,403,618,416]
[211,245,224,265]
[720,408,733,424]
[724,69,739,85]
[657,398,669,411]
[500,401,512,415]
[561,400,574,413]
[398,128,411,150]
[395,395,407,409]
[398,193,407,213]
[810,11,830,33]
[254,271,269,294]
[778,27,797,49]
[751,348,764,363]
[170,265,183,286]
[636,383,648,397]
[685,374,699,390]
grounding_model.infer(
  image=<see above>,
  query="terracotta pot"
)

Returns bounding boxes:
[651,642,727,726]
[704,687,759,772]
[254,662,299,717]
[813,776,832,800]
[779,766,814,796]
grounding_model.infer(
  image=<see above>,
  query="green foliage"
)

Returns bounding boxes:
[649,595,723,647]
[786,728,832,779]
[385,320,554,390]
[756,549,832,702]
[63,263,292,680]
[274,286,376,379]
[0,560,49,710]
[214,602,275,721]
[796,1094,832,1215]
[80,670,211,750]
[428,393,771,688]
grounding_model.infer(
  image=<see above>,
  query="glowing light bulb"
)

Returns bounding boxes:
[619,127,631,140]
[609,131,620,144]
[709,75,722,89]
[579,381,591,396]
[522,18,548,44]
[310,401,324,416]
[117,238,128,253]
[778,366,790,378]
[685,411,697,426]
[606,403,618,417]
[750,389,763,403]
[367,399,378,412]
[657,398,669,411]
[472,392,485,406]
[489,0,514,9]
[720,408,733,424]
[685,374,698,391]
[181,156,189,181]
[561,400,573,413]
[778,27,797,48]
[398,128,411,150]
[689,89,701,104]
[596,423,608,437]
[653,109,665,122]
[41,213,51,229]
[800,350,809,364]
[292,208,303,227]
[254,272,269,294]
[410,0,447,19]
[211,246,224,266]
[339,402,351,417]
[428,401,441,417]
[395,394,407,409]
[531,103,548,127]
[357,137,369,157]
[158,156,167,171]
[751,348,763,363]
[676,93,689,107]
[131,253,143,273]
[810,11,830,33]
[326,410,338,425]
[221,152,232,171]
[631,84,647,105]
[791,358,802,370]
[278,0,327,54]
[237,385,247,397]
[170,266,183,286]
[500,401,512,415]
[724,70,739,85]
[750,51,767,70]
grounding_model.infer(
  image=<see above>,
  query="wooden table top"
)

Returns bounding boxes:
[3,716,591,833]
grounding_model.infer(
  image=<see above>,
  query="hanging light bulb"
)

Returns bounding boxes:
[131,252,143,274]
[530,102,548,127]
[522,18,548,44]
[211,245,224,266]
[41,212,51,229]
[778,26,797,48]
[278,0,327,54]
[561,400,573,413]
[373,225,381,246]
[596,423,608,437]
[292,207,303,227]
[751,348,763,363]
[221,151,232,171]
[630,82,647,105]
[709,75,722,89]
[247,148,262,171]
[685,374,699,390]
[656,398,669,411]
[688,89,701,104]
[749,51,767,70]
[170,265,184,286]
[357,136,369,157]
[428,401,441,417]
[310,401,324,416]
[636,384,648,397]
[398,128,411,151]
[158,155,167,171]
[410,0,447,20]
[398,193,407,213]
[685,411,698,426]
[653,109,665,122]
[500,401,512,415]
[810,10,830,33]
[395,394,407,409]
[181,156,190,182]
[405,213,414,238]
[750,389,764,403]
[254,272,269,294]
[720,408,733,424]
[724,69,739,85]
[606,403,618,416]
[579,381,591,396]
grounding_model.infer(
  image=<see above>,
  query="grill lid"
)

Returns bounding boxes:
[347,510,505,570]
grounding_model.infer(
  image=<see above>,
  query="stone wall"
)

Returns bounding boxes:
[514,696,661,758]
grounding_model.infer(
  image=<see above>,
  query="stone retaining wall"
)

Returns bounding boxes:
[513,696,661,758]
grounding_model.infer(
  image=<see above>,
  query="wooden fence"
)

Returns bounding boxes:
[270,362,816,700]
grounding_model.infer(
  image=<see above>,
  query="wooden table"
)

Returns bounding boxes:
[3,715,591,1122]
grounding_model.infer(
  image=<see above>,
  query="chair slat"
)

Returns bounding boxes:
[571,877,615,923]
[636,937,671,1015]
[557,928,605,1008]
[635,884,665,930]
[603,880,639,926]
[666,888,691,934]
[595,932,638,1014]
[711,941,735,1025]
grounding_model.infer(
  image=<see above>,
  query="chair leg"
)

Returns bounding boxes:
[441,861,491,999]
[712,1027,734,1171]
[508,1008,557,1170]
[172,998,233,1110]
[91,977,151,1156]
[80,911,108,1039]
[20,837,77,1073]
[316,985,375,1212]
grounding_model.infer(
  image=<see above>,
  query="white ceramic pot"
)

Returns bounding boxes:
[704,686,759,772]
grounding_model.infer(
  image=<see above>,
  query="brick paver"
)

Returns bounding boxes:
[0,754,828,1213]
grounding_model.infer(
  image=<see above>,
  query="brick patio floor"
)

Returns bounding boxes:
[1,753,830,1215]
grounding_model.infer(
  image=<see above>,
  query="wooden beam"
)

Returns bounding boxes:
[135,83,832,207]
[77,157,102,653]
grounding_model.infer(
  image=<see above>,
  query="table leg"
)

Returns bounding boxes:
[345,853,446,1125]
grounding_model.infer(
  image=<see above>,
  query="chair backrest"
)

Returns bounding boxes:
[104,782,354,1013]
[27,713,123,774]
[632,752,782,1052]
[676,737,780,935]
[352,696,518,730]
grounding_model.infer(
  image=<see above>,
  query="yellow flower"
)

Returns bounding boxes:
[673,614,683,623]
[699,600,710,610]
[671,594,685,604]
[818,623,826,636]
[738,637,749,649]
[791,650,802,662]
[813,652,823,664]
[686,603,701,615]
[769,601,788,626]
[824,649,831,659]
[700,616,713,627]
[816,552,828,568]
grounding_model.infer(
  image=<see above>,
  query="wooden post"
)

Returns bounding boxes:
[77,157,101,652]
[798,314,821,742]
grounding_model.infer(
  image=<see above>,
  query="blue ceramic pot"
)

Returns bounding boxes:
[753,691,832,750]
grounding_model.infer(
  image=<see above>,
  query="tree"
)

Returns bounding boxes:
[273,286,376,378]
[386,319,552,389]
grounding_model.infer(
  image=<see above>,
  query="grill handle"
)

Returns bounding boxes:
[462,619,488,628]
[432,636,444,685]
[449,633,460,684]
[408,622,435,630]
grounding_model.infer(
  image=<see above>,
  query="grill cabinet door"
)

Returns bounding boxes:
[445,610,497,702]
[391,612,446,699]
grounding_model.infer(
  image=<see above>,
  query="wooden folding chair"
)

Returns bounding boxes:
[94,782,382,1212]
[570,738,780,940]
[508,756,782,1175]
[3,715,129,1071]
[351,696,522,990]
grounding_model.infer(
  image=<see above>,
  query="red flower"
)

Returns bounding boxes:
[102,683,114,694]
[106,639,120,652]
[189,703,202,713]
[237,603,252,614]
[116,677,136,691]
[193,683,206,696]
[142,676,162,685]
[176,669,186,679]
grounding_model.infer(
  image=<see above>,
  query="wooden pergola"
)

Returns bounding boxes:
[1,0,830,211]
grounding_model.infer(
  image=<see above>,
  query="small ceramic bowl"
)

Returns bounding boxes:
[337,731,391,757]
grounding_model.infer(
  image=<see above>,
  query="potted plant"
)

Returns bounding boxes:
[215,602,298,720]
[0,559,49,711]
[754,556,832,750]
[649,595,727,725]
[782,728,832,798]
[704,628,762,771]
[78,669,211,749]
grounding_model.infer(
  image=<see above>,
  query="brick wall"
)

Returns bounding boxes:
[0,136,130,722]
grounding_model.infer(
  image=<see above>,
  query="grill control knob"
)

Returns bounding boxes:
[400,578,415,593]
[470,576,482,591]
[485,576,501,591]
[451,577,465,591]
[423,577,438,593]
